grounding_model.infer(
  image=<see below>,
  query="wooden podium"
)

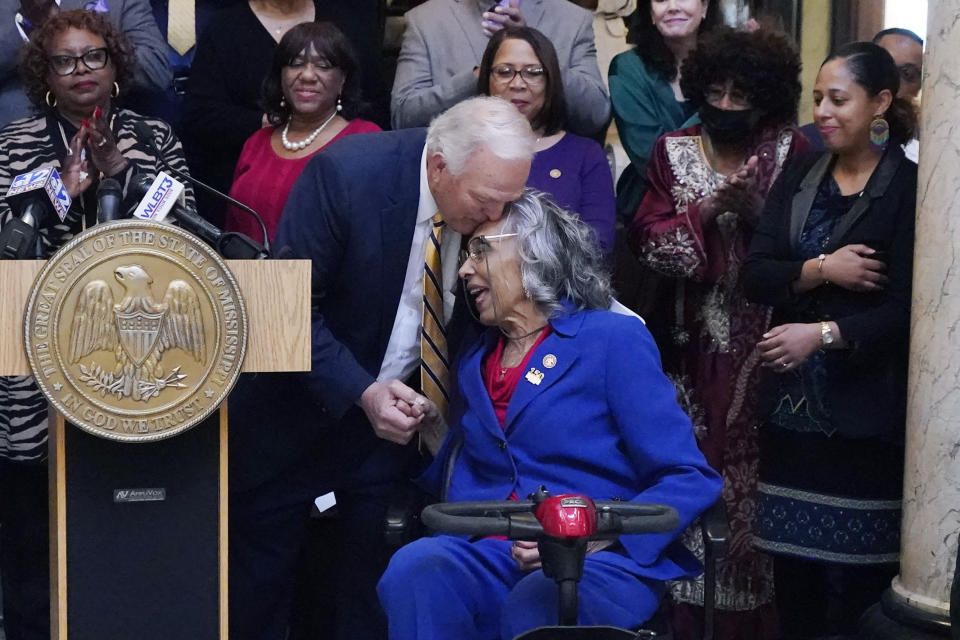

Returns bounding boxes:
[0,258,311,640]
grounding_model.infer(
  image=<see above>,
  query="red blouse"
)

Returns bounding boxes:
[225,118,381,243]
[481,327,553,429]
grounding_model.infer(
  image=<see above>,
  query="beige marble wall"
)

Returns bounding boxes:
[893,0,960,616]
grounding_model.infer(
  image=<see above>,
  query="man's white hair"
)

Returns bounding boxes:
[425,96,536,176]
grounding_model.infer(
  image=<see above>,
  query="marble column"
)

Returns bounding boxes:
[862,1,960,637]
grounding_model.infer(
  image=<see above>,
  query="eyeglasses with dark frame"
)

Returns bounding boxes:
[490,65,546,85]
[48,47,110,76]
[458,233,519,267]
[704,85,751,109]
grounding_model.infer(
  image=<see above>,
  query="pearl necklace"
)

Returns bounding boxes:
[281,110,337,151]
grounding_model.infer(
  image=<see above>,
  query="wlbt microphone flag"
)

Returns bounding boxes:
[6,167,72,223]
[132,171,185,222]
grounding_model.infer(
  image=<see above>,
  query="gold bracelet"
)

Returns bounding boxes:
[817,253,828,283]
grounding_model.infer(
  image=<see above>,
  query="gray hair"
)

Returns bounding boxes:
[499,189,613,317]
[425,96,535,176]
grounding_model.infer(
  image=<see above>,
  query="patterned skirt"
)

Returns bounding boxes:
[753,425,902,565]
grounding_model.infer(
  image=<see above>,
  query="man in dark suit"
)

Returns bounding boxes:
[228,96,535,640]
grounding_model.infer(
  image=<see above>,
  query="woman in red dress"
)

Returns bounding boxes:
[628,27,808,639]
[226,21,380,243]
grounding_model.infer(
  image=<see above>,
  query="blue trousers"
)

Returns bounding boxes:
[377,535,663,640]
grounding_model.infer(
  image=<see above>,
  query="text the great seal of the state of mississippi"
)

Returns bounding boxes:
[23,220,247,442]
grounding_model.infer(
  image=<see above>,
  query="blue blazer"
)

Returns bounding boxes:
[422,306,723,581]
[231,128,434,491]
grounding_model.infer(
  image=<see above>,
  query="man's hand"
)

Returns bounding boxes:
[482,0,526,37]
[358,379,425,445]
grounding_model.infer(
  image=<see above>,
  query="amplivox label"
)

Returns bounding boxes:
[113,488,166,503]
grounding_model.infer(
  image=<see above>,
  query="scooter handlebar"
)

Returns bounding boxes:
[421,500,679,541]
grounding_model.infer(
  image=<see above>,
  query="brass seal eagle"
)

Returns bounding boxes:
[23,220,247,442]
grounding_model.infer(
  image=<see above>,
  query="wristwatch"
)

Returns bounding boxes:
[820,321,835,347]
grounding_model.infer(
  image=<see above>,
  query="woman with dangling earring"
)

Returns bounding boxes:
[0,10,194,636]
[742,41,918,638]
[0,10,195,230]
[225,22,379,243]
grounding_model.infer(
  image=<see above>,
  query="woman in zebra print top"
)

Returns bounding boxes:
[1,12,194,635]
[0,9,195,464]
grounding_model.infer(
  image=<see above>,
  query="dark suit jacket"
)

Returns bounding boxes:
[742,147,917,440]
[230,128,451,492]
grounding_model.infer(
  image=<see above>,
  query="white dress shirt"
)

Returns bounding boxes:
[378,145,462,383]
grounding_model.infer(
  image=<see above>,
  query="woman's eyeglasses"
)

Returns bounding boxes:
[490,65,546,85]
[458,233,518,267]
[48,48,109,76]
[704,85,751,109]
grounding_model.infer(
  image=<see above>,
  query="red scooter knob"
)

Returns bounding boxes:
[534,494,598,539]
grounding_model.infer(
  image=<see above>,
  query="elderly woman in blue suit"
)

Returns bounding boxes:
[377,190,722,640]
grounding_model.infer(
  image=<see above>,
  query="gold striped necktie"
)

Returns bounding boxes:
[167,0,196,56]
[421,213,450,419]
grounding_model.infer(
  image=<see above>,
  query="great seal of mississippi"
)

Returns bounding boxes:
[23,220,247,442]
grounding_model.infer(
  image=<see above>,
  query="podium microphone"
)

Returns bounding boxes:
[96,178,123,223]
[132,121,270,253]
[0,167,71,259]
[129,173,269,260]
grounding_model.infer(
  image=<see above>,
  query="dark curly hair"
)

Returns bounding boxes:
[680,26,802,130]
[823,42,917,145]
[19,9,135,111]
[626,0,721,82]
[477,27,566,136]
[262,21,362,125]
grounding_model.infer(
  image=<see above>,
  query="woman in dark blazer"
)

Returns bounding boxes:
[741,42,917,639]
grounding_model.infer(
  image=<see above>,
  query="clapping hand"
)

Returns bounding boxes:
[84,106,128,177]
[60,128,93,198]
[482,0,526,37]
[709,155,762,224]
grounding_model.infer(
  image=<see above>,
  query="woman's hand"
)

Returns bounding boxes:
[60,127,93,199]
[84,107,129,178]
[412,396,448,456]
[757,323,823,372]
[511,540,541,571]
[821,244,888,292]
[700,156,762,224]
[511,539,615,572]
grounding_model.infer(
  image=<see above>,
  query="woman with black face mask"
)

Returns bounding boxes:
[627,26,807,640]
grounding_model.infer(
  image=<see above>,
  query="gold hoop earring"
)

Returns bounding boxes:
[45,91,57,108]
[111,81,120,98]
